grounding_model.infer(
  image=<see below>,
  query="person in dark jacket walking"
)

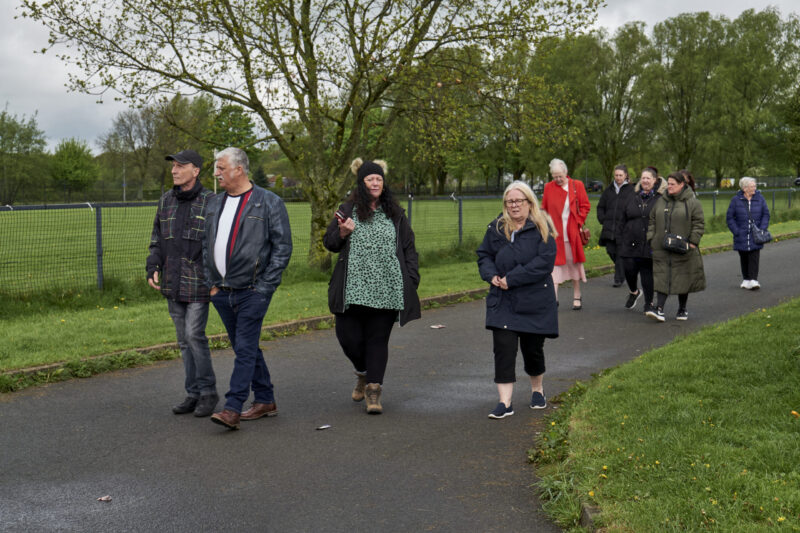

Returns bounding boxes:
[323,158,420,415]
[646,170,706,322]
[203,147,293,430]
[146,149,219,417]
[477,181,558,419]
[615,166,666,314]
[726,177,770,289]
[596,164,633,287]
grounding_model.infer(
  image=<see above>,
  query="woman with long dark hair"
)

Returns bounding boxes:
[646,170,706,322]
[323,158,420,414]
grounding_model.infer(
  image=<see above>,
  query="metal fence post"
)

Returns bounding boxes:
[458,197,463,245]
[96,205,104,290]
[407,195,413,226]
[712,191,717,216]
[772,191,775,212]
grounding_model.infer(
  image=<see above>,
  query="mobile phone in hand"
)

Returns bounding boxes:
[335,210,346,222]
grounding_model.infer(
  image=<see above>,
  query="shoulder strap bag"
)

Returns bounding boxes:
[662,199,690,254]
[572,180,590,246]
[746,200,772,244]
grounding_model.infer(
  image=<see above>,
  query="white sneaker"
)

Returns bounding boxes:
[740,280,750,289]
[750,280,760,290]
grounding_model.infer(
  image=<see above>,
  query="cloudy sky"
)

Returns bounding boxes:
[1,1,797,152]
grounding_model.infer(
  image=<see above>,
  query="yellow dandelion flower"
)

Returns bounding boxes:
[588,491,594,498]
[60,319,66,323]
[778,517,786,522]
[602,465,608,470]
[791,411,799,418]
[655,461,660,465]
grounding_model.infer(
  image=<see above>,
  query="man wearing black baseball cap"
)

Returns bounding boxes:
[146,149,219,417]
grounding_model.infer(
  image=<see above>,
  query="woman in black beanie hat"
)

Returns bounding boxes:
[323,158,421,414]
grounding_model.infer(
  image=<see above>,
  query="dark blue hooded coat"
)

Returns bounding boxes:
[477,217,558,337]
[726,190,770,252]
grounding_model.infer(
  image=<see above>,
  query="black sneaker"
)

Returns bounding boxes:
[676,309,688,321]
[530,391,547,409]
[194,394,220,417]
[624,290,641,310]
[646,307,665,322]
[172,396,198,414]
[488,402,514,419]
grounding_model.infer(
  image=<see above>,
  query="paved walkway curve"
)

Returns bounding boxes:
[2,240,799,532]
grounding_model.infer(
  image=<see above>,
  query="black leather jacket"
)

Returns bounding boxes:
[202,183,293,295]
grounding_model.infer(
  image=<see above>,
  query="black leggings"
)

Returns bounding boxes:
[656,292,688,311]
[491,328,546,384]
[622,257,654,305]
[335,305,397,384]
[738,250,760,280]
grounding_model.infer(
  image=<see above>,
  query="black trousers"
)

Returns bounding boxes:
[604,241,625,283]
[622,257,654,305]
[335,305,397,384]
[491,328,546,384]
[656,292,688,311]
[738,250,760,280]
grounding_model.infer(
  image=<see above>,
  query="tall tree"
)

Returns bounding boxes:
[21,0,601,269]
[645,12,725,171]
[0,107,46,205]
[716,8,800,179]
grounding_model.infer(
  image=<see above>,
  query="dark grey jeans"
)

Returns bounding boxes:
[167,300,216,398]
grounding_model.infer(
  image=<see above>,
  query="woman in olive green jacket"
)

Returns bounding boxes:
[646,171,706,322]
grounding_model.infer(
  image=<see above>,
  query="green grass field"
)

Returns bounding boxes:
[532,298,800,531]
[2,190,796,296]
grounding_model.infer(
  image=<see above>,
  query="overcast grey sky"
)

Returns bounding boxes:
[1,1,797,152]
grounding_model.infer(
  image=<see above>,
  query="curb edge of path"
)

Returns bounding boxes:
[5,230,799,381]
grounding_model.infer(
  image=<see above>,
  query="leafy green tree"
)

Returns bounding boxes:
[644,12,725,173]
[0,107,46,205]
[21,0,601,269]
[49,138,98,200]
[715,8,800,179]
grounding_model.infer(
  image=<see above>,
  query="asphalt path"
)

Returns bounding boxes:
[2,239,799,532]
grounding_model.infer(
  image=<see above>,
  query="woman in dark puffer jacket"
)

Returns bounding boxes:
[615,166,666,314]
[726,177,770,289]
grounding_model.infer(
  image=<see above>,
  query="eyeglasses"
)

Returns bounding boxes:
[504,199,529,207]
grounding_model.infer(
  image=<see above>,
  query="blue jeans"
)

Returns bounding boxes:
[211,289,274,413]
[167,300,216,397]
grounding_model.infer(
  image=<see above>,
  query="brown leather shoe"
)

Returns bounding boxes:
[210,409,240,430]
[240,402,278,421]
[352,372,368,402]
[365,383,382,414]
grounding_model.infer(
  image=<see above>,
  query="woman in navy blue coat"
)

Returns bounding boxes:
[477,181,558,419]
[726,177,770,289]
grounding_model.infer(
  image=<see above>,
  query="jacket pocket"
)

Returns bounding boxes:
[509,285,548,314]
[486,286,501,309]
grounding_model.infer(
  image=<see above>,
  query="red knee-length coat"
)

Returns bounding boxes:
[541,178,591,265]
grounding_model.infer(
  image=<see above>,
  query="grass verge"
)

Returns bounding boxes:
[3,221,799,390]
[531,299,800,531]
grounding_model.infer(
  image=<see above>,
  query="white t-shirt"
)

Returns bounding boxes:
[214,194,243,279]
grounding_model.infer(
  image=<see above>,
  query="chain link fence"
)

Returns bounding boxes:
[1,190,795,297]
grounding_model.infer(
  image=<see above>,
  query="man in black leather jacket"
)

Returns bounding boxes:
[202,147,293,430]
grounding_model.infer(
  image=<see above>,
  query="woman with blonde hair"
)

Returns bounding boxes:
[477,181,559,419]
[323,158,420,414]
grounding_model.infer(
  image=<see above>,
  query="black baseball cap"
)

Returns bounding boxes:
[165,149,203,168]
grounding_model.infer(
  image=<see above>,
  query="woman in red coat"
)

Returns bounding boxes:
[540,158,591,310]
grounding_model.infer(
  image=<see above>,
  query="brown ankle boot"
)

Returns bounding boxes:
[365,383,382,414]
[352,372,368,402]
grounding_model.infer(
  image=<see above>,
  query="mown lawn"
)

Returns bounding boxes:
[532,298,800,531]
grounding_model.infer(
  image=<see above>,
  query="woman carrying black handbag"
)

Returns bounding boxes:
[726,177,771,290]
[646,170,706,322]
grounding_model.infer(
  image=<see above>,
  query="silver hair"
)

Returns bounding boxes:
[739,176,757,190]
[549,158,568,175]
[215,147,249,174]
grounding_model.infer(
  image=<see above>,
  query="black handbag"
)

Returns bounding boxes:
[662,201,690,254]
[746,202,772,244]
